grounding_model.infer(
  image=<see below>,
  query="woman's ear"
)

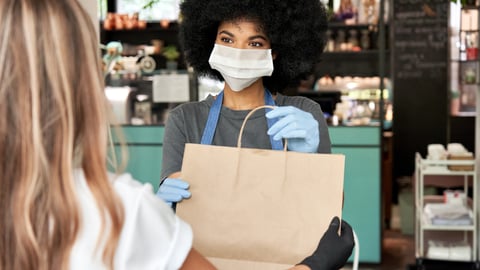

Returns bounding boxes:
[272,51,277,60]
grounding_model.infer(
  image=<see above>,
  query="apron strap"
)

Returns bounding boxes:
[200,89,284,150]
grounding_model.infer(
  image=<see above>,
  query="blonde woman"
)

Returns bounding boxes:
[0,0,194,269]
[0,0,352,269]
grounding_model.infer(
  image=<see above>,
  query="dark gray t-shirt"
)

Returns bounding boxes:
[160,93,331,180]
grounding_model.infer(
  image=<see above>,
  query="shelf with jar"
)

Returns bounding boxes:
[324,23,388,53]
[317,21,389,77]
[100,20,180,44]
[100,17,185,71]
[450,5,479,117]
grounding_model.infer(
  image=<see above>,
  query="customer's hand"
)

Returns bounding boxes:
[156,178,191,206]
[266,106,319,153]
[298,216,354,270]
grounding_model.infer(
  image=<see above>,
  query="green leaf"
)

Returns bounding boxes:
[142,0,159,10]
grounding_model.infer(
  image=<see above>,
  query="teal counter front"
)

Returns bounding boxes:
[330,126,381,263]
[111,125,165,192]
[114,125,381,263]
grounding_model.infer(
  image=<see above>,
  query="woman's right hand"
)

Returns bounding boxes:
[156,178,191,206]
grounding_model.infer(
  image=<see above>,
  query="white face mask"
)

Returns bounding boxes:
[208,44,274,91]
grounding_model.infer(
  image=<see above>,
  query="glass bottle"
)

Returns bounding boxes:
[360,29,370,50]
[326,30,335,52]
[466,31,478,60]
[335,30,346,51]
[348,29,359,49]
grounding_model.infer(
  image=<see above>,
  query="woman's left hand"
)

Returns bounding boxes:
[266,106,319,153]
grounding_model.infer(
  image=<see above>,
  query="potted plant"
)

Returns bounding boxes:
[450,89,461,115]
[162,45,180,70]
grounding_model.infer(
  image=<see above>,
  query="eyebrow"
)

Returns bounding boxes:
[218,30,234,37]
[248,35,268,41]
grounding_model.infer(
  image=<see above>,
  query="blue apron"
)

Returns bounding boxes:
[200,89,283,150]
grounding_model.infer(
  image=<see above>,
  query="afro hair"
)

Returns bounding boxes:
[179,0,328,93]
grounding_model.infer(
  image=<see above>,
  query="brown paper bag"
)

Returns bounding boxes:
[176,106,345,269]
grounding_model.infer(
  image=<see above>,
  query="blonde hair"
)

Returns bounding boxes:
[0,0,124,269]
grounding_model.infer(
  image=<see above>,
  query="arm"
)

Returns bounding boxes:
[169,172,181,178]
[180,248,217,270]
[289,266,311,270]
[157,106,191,205]
[161,108,188,180]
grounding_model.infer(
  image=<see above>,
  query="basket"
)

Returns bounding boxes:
[447,155,474,171]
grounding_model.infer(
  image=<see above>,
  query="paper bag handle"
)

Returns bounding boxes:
[237,105,288,151]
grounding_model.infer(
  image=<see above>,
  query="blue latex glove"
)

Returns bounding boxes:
[266,106,319,153]
[156,178,191,206]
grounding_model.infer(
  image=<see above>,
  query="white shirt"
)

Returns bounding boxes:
[70,170,193,270]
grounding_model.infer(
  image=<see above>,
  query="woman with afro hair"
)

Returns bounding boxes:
[157,1,354,268]
[159,1,337,205]
[159,0,332,200]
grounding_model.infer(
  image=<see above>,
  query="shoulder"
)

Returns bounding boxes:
[72,170,193,269]
[110,173,194,269]
[109,172,154,199]
[108,172,177,224]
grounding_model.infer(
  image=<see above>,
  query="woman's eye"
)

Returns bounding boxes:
[220,37,233,43]
[249,41,263,47]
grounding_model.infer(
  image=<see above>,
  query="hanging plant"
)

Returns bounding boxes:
[142,0,160,10]
[143,0,185,9]
[451,0,476,6]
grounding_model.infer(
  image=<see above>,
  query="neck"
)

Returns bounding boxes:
[223,81,266,110]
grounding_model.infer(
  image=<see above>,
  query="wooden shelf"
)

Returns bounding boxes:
[321,50,389,59]
[328,22,389,30]
[100,21,180,32]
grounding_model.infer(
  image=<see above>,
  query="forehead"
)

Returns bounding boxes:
[218,18,266,35]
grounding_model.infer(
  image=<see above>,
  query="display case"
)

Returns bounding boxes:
[307,76,392,128]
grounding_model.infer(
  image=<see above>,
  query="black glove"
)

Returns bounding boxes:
[298,216,355,270]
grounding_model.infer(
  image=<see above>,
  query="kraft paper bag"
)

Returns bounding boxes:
[176,106,345,269]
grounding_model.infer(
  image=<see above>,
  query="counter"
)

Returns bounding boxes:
[113,124,381,263]
[111,125,164,191]
[330,126,381,263]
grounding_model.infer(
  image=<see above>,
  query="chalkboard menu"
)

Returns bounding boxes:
[392,0,449,178]
[393,0,449,79]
